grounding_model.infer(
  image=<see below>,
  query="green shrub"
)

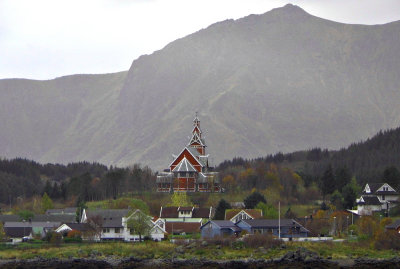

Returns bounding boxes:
[64,237,83,243]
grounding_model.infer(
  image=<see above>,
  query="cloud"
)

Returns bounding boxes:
[0,0,399,79]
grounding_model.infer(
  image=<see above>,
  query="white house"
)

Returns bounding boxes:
[80,208,165,242]
[355,183,399,215]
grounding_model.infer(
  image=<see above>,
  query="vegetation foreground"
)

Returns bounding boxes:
[0,239,399,261]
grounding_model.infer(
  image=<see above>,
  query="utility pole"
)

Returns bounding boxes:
[278,201,281,239]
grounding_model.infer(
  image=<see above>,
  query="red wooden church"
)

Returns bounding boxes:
[156,114,221,192]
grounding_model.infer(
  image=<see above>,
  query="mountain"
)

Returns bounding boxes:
[1,4,400,170]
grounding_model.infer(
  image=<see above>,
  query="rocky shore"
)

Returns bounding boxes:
[1,248,399,268]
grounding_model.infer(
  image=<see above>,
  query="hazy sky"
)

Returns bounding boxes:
[1,0,399,80]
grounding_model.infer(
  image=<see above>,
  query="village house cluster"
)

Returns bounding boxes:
[1,182,400,243]
[0,206,311,243]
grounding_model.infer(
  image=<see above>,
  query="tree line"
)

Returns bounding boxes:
[0,158,156,206]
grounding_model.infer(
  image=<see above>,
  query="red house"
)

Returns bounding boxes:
[156,114,221,192]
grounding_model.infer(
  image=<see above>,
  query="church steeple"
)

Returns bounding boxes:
[188,112,206,155]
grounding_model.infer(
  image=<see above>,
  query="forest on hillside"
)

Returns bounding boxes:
[0,158,155,209]
[1,126,400,213]
[217,126,400,211]
[219,126,400,185]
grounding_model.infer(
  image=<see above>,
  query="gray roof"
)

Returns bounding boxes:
[0,214,76,223]
[32,214,76,223]
[357,196,382,205]
[86,209,130,228]
[4,227,32,238]
[203,220,241,232]
[364,183,384,193]
[46,207,77,215]
[239,219,309,233]
[156,172,173,183]
[198,172,220,183]
[363,183,398,194]
[0,215,21,222]
[4,221,61,228]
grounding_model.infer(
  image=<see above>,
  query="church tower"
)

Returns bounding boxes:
[156,113,220,193]
[188,112,206,155]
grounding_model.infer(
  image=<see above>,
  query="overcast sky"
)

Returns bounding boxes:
[1,0,399,80]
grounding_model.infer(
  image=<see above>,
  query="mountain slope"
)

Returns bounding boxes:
[1,4,400,169]
[0,72,127,162]
[116,4,400,169]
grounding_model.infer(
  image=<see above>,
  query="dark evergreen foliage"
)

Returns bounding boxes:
[214,199,232,220]
[0,158,155,204]
[383,166,400,191]
[320,165,335,199]
[218,126,400,188]
[244,192,266,209]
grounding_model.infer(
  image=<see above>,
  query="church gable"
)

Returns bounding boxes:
[170,148,202,172]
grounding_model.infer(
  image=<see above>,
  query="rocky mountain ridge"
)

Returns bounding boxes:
[1,4,399,170]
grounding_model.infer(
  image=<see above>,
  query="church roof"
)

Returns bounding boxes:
[169,147,204,169]
[172,157,197,172]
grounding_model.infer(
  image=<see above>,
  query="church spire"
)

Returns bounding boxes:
[188,112,206,155]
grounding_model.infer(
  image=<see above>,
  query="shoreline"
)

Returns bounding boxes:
[1,256,400,269]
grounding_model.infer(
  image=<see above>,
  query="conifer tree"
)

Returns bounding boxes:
[214,199,231,220]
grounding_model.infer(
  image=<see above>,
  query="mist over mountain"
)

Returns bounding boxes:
[1,4,400,170]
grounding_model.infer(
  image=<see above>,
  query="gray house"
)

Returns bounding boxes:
[236,219,309,238]
[200,220,241,238]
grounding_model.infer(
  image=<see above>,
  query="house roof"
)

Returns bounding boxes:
[225,209,263,221]
[193,208,210,218]
[357,196,382,205]
[62,223,91,232]
[165,222,201,234]
[238,219,309,233]
[160,207,211,219]
[86,209,130,228]
[4,227,32,238]
[202,220,241,232]
[32,214,76,223]
[46,207,77,215]
[376,190,398,195]
[160,207,179,218]
[363,183,398,194]
[0,215,20,222]
[230,202,245,209]
[4,222,61,228]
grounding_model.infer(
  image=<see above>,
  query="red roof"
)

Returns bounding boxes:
[225,209,263,221]
[165,222,201,234]
[160,207,211,218]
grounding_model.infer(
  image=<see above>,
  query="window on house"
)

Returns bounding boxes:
[382,195,385,201]
[130,229,135,235]
[103,228,110,233]
[115,228,120,233]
